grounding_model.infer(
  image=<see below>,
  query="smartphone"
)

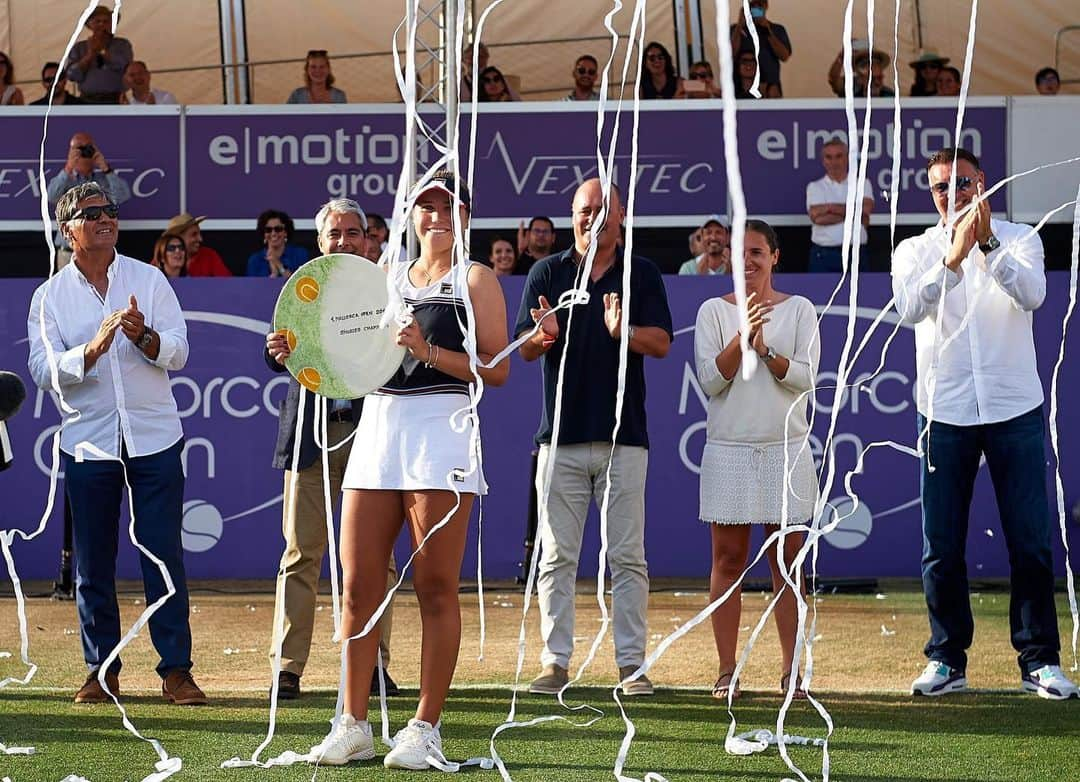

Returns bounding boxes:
[683,80,706,94]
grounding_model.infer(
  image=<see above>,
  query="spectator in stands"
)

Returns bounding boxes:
[679,216,730,276]
[730,0,791,97]
[734,51,779,99]
[564,55,600,101]
[31,62,84,105]
[287,50,347,104]
[460,41,489,102]
[66,5,133,104]
[693,218,818,702]
[478,66,517,102]
[47,132,132,268]
[489,236,516,276]
[806,137,874,273]
[515,216,557,275]
[640,41,683,99]
[121,61,177,105]
[166,213,232,277]
[936,66,962,97]
[247,210,308,278]
[828,42,894,98]
[1035,67,1061,96]
[682,61,723,99]
[0,51,25,105]
[366,212,406,262]
[152,232,188,279]
[688,227,704,259]
[909,52,949,97]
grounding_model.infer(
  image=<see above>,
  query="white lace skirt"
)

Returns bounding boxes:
[699,440,818,525]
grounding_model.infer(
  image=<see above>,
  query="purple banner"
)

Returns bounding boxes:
[1,274,1076,582]
[0,108,182,223]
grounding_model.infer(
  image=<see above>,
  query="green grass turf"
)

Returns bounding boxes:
[2,686,1077,781]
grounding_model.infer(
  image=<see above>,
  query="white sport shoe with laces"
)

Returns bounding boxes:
[384,718,444,770]
[911,661,967,696]
[1022,664,1080,700]
[308,713,375,765]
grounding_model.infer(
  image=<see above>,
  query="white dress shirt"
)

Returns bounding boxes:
[27,252,189,459]
[806,174,873,246]
[891,217,1045,426]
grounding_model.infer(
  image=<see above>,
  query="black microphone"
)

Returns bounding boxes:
[0,371,27,422]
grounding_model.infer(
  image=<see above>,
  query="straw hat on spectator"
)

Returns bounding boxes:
[909,51,950,69]
[166,213,207,234]
[851,40,890,68]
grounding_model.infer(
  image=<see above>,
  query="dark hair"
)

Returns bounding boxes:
[153,231,188,275]
[821,135,847,153]
[745,219,779,253]
[941,66,962,83]
[488,235,513,255]
[56,181,111,224]
[925,147,981,173]
[640,41,676,87]
[478,66,507,101]
[41,61,61,81]
[304,50,335,90]
[527,216,555,232]
[366,213,388,233]
[256,209,295,242]
[418,168,473,212]
[1035,67,1060,86]
[575,54,599,69]
[689,60,713,76]
[0,51,13,86]
[122,60,148,77]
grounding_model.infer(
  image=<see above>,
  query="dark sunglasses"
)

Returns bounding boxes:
[165,243,185,252]
[71,204,119,221]
[646,53,666,62]
[482,75,503,84]
[263,224,287,233]
[307,49,328,57]
[690,70,711,79]
[576,67,597,76]
[931,176,974,195]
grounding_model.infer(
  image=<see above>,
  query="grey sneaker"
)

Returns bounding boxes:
[619,665,655,696]
[528,664,569,694]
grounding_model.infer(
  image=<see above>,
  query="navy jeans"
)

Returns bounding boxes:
[808,243,868,273]
[918,408,1060,674]
[64,439,192,678]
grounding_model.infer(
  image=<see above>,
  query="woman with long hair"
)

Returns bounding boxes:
[693,219,819,700]
[246,209,308,278]
[477,66,516,102]
[639,41,683,99]
[309,170,509,769]
[151,232,188,279]
[0,51,25,105]
[287,50,347,104]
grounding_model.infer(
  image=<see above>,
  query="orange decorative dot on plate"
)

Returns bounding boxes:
[276,328,297,352]
[296,367,321,392]
[295,276,320,303]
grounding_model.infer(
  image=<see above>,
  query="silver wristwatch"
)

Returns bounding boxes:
[760,345,776,362]
[136,326,154,350]
[979,234,1000,254]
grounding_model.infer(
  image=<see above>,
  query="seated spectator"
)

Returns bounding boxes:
[1035,67,1061,96]
[828,41,894,98]
[460,42,521,102]
[31,62,85,105]
[47,132,131,267]
[679,216,730,275]
[730,0,791,97]
[735,51,780,99]
[640,41,683,99]
[688,227,704,258]
[366,212,406,262]
[564,54,600,101]
[247,209,308,278]
[65,5,133,104]
[478,66,518,102]
[121,61,177,105]
[488,236,515,277]
[683,60,723,99]
[806,136,873,273]
[1,52,25,105]
[287,50,347,104]
[908,51,948,96]
[166,213,232,277]
[936,66,962,96]
[515,216,556,274]
[152,232,188,279]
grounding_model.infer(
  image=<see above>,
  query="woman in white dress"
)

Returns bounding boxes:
[310,172,509,769]
[693,219,820,700]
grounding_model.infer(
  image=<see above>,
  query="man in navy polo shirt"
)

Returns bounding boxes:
[515,179,673,697]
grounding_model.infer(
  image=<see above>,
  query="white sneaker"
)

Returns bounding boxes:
[308,713,375,765]
[384,718,443,770]
[1022,664,1080,700]
[911,661,967,696]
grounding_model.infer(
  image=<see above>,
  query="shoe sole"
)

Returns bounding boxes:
[911,678,967,697]
[164,695,209,706]
[528,683,568,695]
[312,748,376,765]
[384,755,432,770]
[1022,681,1080,700]
[621,687,655,696]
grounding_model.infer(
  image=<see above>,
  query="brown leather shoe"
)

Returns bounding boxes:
[162,669,208,706]
[74,671,120,704]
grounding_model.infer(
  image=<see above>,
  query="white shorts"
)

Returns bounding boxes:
[342,392,487,495]
[699,440,817,525]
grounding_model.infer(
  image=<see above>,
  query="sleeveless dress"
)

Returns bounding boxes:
[342,259,487,494]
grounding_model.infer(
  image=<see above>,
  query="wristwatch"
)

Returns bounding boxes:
[760,345,777,362]
[978,234,1000,254]
[136,326,154,350]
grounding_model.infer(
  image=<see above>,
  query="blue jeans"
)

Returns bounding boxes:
[808,243,868,273]
[64,439,192,678]
[917,408,1060,674]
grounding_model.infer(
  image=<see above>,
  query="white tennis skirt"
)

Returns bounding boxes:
[343,392,487,495]
[699,440,818,525]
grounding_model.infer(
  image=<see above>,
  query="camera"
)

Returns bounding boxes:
[78,144,96,159]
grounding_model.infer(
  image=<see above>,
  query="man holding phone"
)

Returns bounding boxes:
[729,0,791,97]
[47,131,131,269]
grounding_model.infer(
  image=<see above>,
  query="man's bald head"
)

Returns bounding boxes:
[571,178,624,256]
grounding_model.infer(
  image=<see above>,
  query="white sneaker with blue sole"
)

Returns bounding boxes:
[911,661,967,696]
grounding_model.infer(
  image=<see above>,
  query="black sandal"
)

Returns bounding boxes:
[780,671,808,700]
[712,671,742,700]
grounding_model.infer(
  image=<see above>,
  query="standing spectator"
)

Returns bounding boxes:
[488,236,515,276]
[640,41,683,99]
[517,179,673,697]
[27,181,206,706]
[0,51,26,105]
[730,0,791,97]
[679,216,730,275]
[460,42,489,102]
[121,61,177,105]
[151,232,188,279]
[478,66,518,102]
[515,216,557,275]
[909,52,949,97]
[694,219,819,700]
[366,213,406,263]
[65,5,133,104]
[166,213,232,277]
[1035,67,1061,96]
[31,62,85,106]
[893,147,1077,701]
[287,50,347,104]
[806,137,874,272]
[936,66,962,97]
[564,55,600,101]
[246,210,308,278]
[47,132,132,268]
[682,61,723,99]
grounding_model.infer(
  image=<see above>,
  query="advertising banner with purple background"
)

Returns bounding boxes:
[1,276,1077,583]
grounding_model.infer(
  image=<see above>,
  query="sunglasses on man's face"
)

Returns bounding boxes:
[165,243,185,252]
[264,224,286,233]
[576,67,597,76]
[930,176,974,195]
[71,204,119,222]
